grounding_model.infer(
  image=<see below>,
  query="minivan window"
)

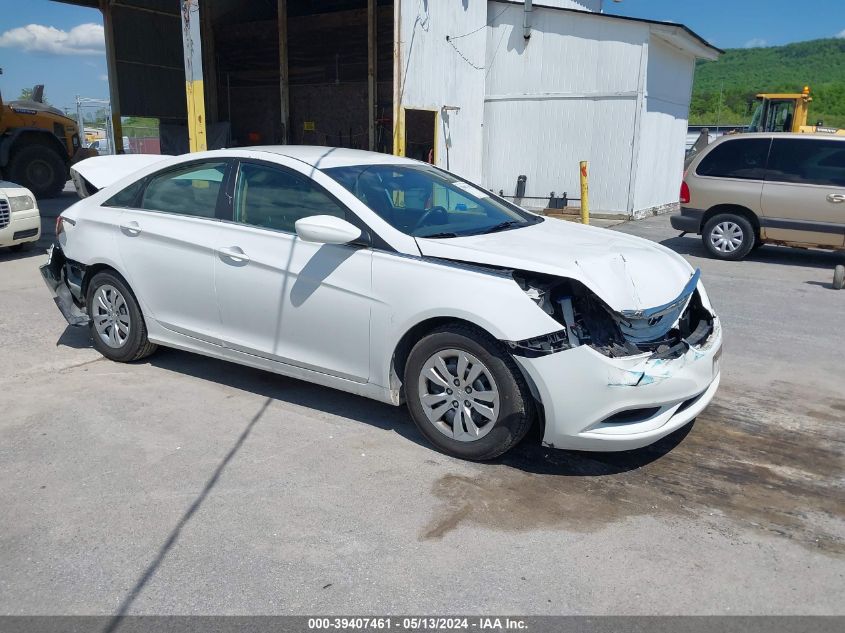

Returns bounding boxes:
[141,162,227,218]
[766,139,845,187]
[234,162,347,233]
[696,138,771,180]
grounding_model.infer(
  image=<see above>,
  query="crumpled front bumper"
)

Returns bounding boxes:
[40,244,89,327]
[514,320,722,451]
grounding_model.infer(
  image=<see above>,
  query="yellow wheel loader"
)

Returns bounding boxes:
[0,85,96,198]
[748,86,844,136]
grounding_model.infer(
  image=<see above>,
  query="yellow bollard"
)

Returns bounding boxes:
[579,160,590,225]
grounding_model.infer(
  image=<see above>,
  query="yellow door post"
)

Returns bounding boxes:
[181,0,207,153]
[579,161,590,225]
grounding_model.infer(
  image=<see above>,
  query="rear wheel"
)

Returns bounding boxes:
[702,213,756,261]
[7,144,67,199]
[404,325,534,460]
[86,271,157,362]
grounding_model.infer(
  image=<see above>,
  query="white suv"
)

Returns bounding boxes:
[0,181,41,251]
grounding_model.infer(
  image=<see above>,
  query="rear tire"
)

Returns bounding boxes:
[404,324,534,460]
[86,271,157,362]
[702,213,756,261]
[7,144,67,199]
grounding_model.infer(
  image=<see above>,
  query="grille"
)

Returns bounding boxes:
[0,199,10,229]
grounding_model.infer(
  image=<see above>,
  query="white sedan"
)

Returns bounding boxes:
[42,147,721,460]
[0,181,41,251]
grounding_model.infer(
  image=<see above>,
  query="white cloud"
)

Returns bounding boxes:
[98,74,109,81]
[744,38,768,48]
[837,29,845,38]
[0,23,104,55]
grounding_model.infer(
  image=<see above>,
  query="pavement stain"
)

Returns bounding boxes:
[421,382,845,555]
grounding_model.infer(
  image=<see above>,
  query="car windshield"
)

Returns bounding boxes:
[324,163,542,238]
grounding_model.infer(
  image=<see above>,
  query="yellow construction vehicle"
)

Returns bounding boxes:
[748,86,844,136]
[0,85,95,198]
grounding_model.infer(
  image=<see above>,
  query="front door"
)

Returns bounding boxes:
[213,160,373,382]
[761,138,845,247]
[114,160,230,343]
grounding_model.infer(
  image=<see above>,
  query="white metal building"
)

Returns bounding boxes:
[58,0,719,218]
[398,0,720,217]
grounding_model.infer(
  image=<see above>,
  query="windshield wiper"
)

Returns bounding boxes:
[475,220,525,235]
[420,231,460,239]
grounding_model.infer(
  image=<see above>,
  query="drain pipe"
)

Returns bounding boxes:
[523,0,533,40]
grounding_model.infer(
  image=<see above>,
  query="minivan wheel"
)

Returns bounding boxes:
[86,271,158,362]
[702,213,756,261]
[404,325,534,460]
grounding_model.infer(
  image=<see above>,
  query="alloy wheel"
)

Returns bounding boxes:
[417,348,500,442]
[92,284,131,348]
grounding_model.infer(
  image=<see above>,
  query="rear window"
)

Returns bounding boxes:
[696,138,771,180]
[766,139,845,187]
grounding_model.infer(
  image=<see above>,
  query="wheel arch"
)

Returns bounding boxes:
[388,316,503,405]
[702,204,761,237]
[1,128,69,167]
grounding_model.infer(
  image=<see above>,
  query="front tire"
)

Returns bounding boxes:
[7,144,67,199]
[86,271,157,362]
[702,213,756,261]
[404,325,534,460]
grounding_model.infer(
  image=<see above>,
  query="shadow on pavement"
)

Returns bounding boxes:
[661,235,845,270]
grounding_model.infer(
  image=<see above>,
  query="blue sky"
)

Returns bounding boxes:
[1,0,844,113]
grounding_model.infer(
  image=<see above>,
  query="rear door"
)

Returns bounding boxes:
[213,159,373,382]
[761,138,845,247]
[113,159,232,343]
[693,137,770,217]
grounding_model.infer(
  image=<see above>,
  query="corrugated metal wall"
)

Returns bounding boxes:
[482,2,648,212]
[631,36,696,214]
[398,0,487,181]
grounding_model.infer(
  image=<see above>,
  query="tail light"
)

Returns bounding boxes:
[680,180,691,204]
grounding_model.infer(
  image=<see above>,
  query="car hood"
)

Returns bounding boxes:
[415,218,695,312]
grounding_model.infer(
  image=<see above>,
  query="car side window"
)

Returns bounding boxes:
[234,162,347,233]
[140,161,228,218]
[696,139,771,180]
[103,178,145,208]
[766,139,845,187]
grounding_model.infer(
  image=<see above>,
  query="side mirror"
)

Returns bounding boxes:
[295,215,363,245]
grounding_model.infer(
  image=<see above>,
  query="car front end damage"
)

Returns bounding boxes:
[506,269,722,451]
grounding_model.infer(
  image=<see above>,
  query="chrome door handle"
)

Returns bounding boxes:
[827,193,845,203]
[217,246,250,264]
[119,221,142,235]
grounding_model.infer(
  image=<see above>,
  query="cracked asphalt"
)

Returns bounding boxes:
[1,188,843,615]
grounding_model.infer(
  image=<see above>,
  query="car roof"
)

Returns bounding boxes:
[239,145,420,169]
[712,132,845,143]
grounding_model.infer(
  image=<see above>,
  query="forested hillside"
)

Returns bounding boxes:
[690,38,845,127]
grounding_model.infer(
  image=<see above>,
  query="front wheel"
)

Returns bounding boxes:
[404,325,534,460]
[702,213,756,261]
[7,144,67,199]
[86,271,158,362]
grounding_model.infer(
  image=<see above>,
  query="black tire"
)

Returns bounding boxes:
[702,213,756,261]
[404,324,534,460]
[86,270,158,362]
[7,144,67,199]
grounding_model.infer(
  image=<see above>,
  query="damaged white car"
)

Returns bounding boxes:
[42,148,721,460]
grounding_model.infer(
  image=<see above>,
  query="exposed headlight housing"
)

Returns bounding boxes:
[8,195,36,213]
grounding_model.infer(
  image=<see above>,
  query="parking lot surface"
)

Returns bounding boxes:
[1,191,843,615]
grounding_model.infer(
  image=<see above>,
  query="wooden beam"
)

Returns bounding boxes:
[99,0,123,153]
[180,0,207,152]
[367,0,376,150]
[278,0,289,144]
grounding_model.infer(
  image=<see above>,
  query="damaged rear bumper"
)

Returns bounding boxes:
[40,244,89,327]
[515,319,722,452]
